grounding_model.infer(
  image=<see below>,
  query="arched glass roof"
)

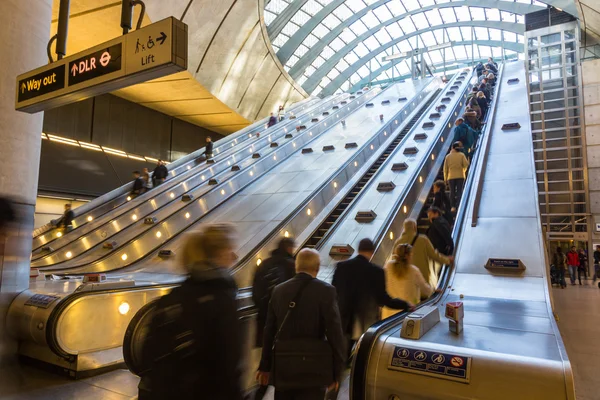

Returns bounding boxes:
[264,0,548,96]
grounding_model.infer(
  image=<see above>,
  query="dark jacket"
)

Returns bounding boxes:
[553,251,566,270]
[153,165,168,180]
[479,84,490,101]
[432,191,452,219]
[477,97,488,120]
[594,250,600,265]
[139,267,243,400]
[58,210,75,227]
[267,116,277,127]
[132,177,145,195]
[252,248,295,347]
[427,216,454,255]
[332,255,409,339]
[205,141,214,156]
[259,273,346,383]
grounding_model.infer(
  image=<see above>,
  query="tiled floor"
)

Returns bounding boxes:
[552,280,600,400]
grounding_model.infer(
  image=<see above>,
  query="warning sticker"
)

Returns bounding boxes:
[388,346,472,383]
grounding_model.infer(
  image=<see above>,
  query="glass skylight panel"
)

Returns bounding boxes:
[420,0,436,7]
[403,0,421,12]
[313,23,330,38]
[436,0,450,4]
[301,0,323,16]
[312,86,323,96]
[374,5,393,21]
[375,29,392,45]
[287,54,300,68]
[394,40,410,53]
[282,22,300,37]
[305,65,316,75]
[364,0,379,5]
[371,57,382,69]
[399,17,416,34]
[333,4,353,21]
[486,8,500,21]
[460,26,473,41]
[264,11,277,26]
[453,45,467,59]
[398,61,411,75]
[323,14,342,30]
[291,10,311,26]
[429,49,443,63]
[517,34,524,43]
[357,65,370,77]
[350,72,362,84]
[411,13,429,30]
[345,52,359,64]
[425,9,443,26]
[294,44,309,58]
[266,0,289,14]
[321,46,335,60]
[504,31,517,42]
[302,34,319,48]
[492,47,502,58]
[327,68,340,80]
[340,28,357,43]
[272,33,289,47]
[361,11,380,29]
[296,75,308,86]
[501,11,516,23]
[355,42,370,57]
[489,28,502,41]
[328,38,344,52]
[432,28,445,43]
[516,14,524,24]
[470,7,486,21]
[466,45,475,60]
[478,46,491,57]
[350,20,369,36]
[421,31,437,46]
[364,36,379,51]
[312,56,326,69]
[475,27,489,41]
[317,0,335,6]
[444,49,456,61]
[283,64,291,72]
[347,0,367,13]
[455,6,471,22]
[387,0,407,16]
[335,59,350,72]
[439,7,457,23]
[532,0,546,6]
[446,27,462,41]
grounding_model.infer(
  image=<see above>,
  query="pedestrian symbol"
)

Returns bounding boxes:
[396,348,410,358]
[432,354,445,364]
[414,351,427,361]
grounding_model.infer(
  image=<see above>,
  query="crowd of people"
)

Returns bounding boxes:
[552,245,599,288]
[129,160,169,197]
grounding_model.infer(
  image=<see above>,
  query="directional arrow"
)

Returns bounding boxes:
[71,64,78,76]
[156,32,167,45]
[21,82,26,93]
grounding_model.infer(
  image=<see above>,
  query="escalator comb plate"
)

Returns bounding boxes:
[355,210,377,223]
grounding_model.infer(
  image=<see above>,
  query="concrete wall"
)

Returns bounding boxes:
[583,59,600,241]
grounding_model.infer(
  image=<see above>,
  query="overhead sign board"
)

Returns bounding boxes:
[15,17,187,113]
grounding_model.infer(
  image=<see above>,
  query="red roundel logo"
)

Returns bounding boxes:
[451,356,464,367]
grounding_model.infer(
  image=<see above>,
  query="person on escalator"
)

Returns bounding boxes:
[267,112,278,127]
[394,219,452,288]
[426,207,454,256]
[56,203,75,231]
[130,171,146,197]
[444,142,470,213]
[142,168,152,191]
[204,136,214,160]
[475,62,484,78]
[152,160,168,187]
[479,81,491,102]
[452,118,476,156]
[332,238,412,362]
[432,180,452,219]
[382,243,433,318]
[477,92,489,120]
[138,224,243,400]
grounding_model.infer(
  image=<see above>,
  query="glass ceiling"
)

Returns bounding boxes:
[264,0,547,97]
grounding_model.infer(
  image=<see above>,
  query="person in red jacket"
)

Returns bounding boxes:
[566,246,580,286]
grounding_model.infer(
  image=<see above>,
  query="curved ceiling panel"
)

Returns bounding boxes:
[264,0,549,96]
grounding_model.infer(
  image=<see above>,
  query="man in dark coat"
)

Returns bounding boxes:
[204,136,214,160]
[131,171,145,196]
[332,238,411,360]
[426,207,454,256]
[257,248,345,400]
[152,160,168,187]
[56,203,75,229]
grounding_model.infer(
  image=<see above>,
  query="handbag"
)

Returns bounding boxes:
[272,278,334,390]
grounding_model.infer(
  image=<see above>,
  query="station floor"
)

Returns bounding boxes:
[0,282,597,399]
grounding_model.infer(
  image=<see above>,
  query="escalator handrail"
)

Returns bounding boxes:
[350,64,504,400]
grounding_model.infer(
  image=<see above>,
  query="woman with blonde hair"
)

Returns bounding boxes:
[393,219,452,288]
[382,243,433,319]
[139,224,244,400]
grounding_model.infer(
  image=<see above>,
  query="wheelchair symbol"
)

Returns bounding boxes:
[147,36,155,49]
[432,354,445,364]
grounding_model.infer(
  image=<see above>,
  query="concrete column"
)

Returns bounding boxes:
[583,59,600,244]
[0,0,52,364]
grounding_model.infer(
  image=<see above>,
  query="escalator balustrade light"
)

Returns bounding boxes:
[248,134,252,138]
[121,254,128,261]
[273,155,277,161]
[403,206,408,214]
[459,102,463,107]
[324,123,327,127]
[87,216,93,222]
[441,137,444,142]
[221,189,226,195]
[118,302,130,315]
[127,196,132,201]
[309,132,313,136]
[187,166,191,170]
[156,231,162,238]
[389,232,394,240]
[419,176,423,183]
[231,143,234,147]
[333,182,338,188]
[284,231,290,238]
[256,258,262,266]
[65,251,73,258]
[132,215,138,221]
[170,193,175,198]
[307,208,312,216]
[370,145,374,150]
[185,212,191,219]
[250,171,254,176]
[395,120,399,124]
[354,161,358,167]
[432,154,435,160]
[56,232,62,238]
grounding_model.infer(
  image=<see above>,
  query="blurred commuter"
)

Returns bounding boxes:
[139,224,242,400]
[257,248,345,400]
[477,92,489,120]
[394,219,452,288]
[152,160,168,187]
[487,73,496,87]
[333,238,411,360]
[552,247,567,288]
[382,244,433,318]
[444,142,469,212]
[278,105,285,122]
[204,136,214,160]
[268,112,277,127]
[463,107,480,131]
[566,246,579,286]
[131,171,146,196]
[432,180,452,218]
[426,207,454,256]
[142,168,152,191]
[578,248,588,285]
[469,97,482,120]
[479,82,491,102]
[452,118,476,155]
[475,62,484,78]
[56,203,75,231]
[466,86,479,104]
[488,57,498,70]
[593,245,600,282]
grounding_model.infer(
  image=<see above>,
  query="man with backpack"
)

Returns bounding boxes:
[552,247,567,289]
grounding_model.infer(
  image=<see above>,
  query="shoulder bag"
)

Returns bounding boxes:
[272,278,334,390]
